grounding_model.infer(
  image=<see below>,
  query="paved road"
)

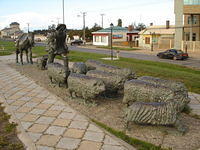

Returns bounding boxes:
[35,43,200,69]
[69,46,200,70]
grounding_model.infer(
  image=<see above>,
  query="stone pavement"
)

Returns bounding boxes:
[0,62,135,150]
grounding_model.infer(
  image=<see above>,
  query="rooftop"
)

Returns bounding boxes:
[10,22,20,26]
[139,25,175,35]
[92,26,140,34]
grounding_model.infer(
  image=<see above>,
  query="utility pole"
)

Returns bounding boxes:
[110,23,114,60]
[62,0,65,24]
[27,23,30,33]
[77,12,87,44]
[82,12,86,45]
[100,14,105,28]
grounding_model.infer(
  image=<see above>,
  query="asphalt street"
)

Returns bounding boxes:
[35,43,200,69]
[69,46,200,70]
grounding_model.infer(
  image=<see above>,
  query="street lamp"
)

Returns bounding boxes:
[77,12,86,45]
[110,23,114,60]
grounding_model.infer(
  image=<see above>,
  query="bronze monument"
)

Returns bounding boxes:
[15,33,34,65]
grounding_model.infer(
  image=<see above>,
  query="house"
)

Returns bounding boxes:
[0,22,22,39]
[138,21,175,50]
[34,34,47,42]
[174,0,200,51]
[92,26,139,46]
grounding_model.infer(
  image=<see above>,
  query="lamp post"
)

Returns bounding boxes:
[110,23,114,60]
[151,32,155,51]
[78,12,86,45]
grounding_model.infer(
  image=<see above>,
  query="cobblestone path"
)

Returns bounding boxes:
[0,62,135,150]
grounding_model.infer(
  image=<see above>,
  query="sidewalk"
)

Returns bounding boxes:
[0,60,135,150]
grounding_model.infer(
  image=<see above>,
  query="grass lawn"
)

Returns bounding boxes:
[97,46,140,51]
[32,45,200,94]
[92,119,166,150]
[0,40,15,56]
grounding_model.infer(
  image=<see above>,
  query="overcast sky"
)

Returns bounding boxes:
[0,0,174,31]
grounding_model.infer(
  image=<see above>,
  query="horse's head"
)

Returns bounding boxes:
[28,32,35,46]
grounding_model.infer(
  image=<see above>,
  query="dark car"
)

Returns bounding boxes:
[70,40,83,46]
[157,49,189,60]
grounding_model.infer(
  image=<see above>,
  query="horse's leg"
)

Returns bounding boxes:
[48,53,55,63]
[20,51,23,65]
[16,50,19,63]
[29,48,33,64]
[26,50,29,63]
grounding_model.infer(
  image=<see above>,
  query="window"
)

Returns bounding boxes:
[188,16,198,24]
[101,36,107,43]
[145,37,150,44]
[184,0,200,5]
[94,36,101,42]
[185,33,190,41]
[193,33,196,41]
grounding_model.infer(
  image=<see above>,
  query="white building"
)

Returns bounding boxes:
[92,26,139,46]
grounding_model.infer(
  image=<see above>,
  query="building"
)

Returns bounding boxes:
[92,26,139,46]
[139,22,175,50]
[174,0,200,51]
[0,22,22,39]
[34,34,47,42]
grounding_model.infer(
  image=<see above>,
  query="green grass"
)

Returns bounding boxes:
[32,45,200,94]
[4,123,17,133]
[0,104,24,150]
[97,46,140,51]
[32,46,47,57]
[92,119,168,150]
[0,40,15,56]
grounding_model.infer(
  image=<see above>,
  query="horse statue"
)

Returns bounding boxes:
[15,32,34,65]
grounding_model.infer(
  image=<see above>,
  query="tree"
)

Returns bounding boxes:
[48,24,56,31]
[91,23,102,32]
[117,19,122,27]
[135,23,146,31]
[86,23,102,41]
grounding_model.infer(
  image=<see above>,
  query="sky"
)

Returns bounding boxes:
[0,0,175,31]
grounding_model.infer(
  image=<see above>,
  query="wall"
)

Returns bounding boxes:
[184,5,200,14]
[93,35,109,46]
[174,0,184,49]
[34,35,47,42]
[112,32,127,42]
[184,15,200,41]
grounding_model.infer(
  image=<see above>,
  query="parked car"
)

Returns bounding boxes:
[157,49,189,60]
[70,40,83,46]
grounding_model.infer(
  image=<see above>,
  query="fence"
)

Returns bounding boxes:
[113,41,139,47]
[182,41,200,52]
[158,39,174,50]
